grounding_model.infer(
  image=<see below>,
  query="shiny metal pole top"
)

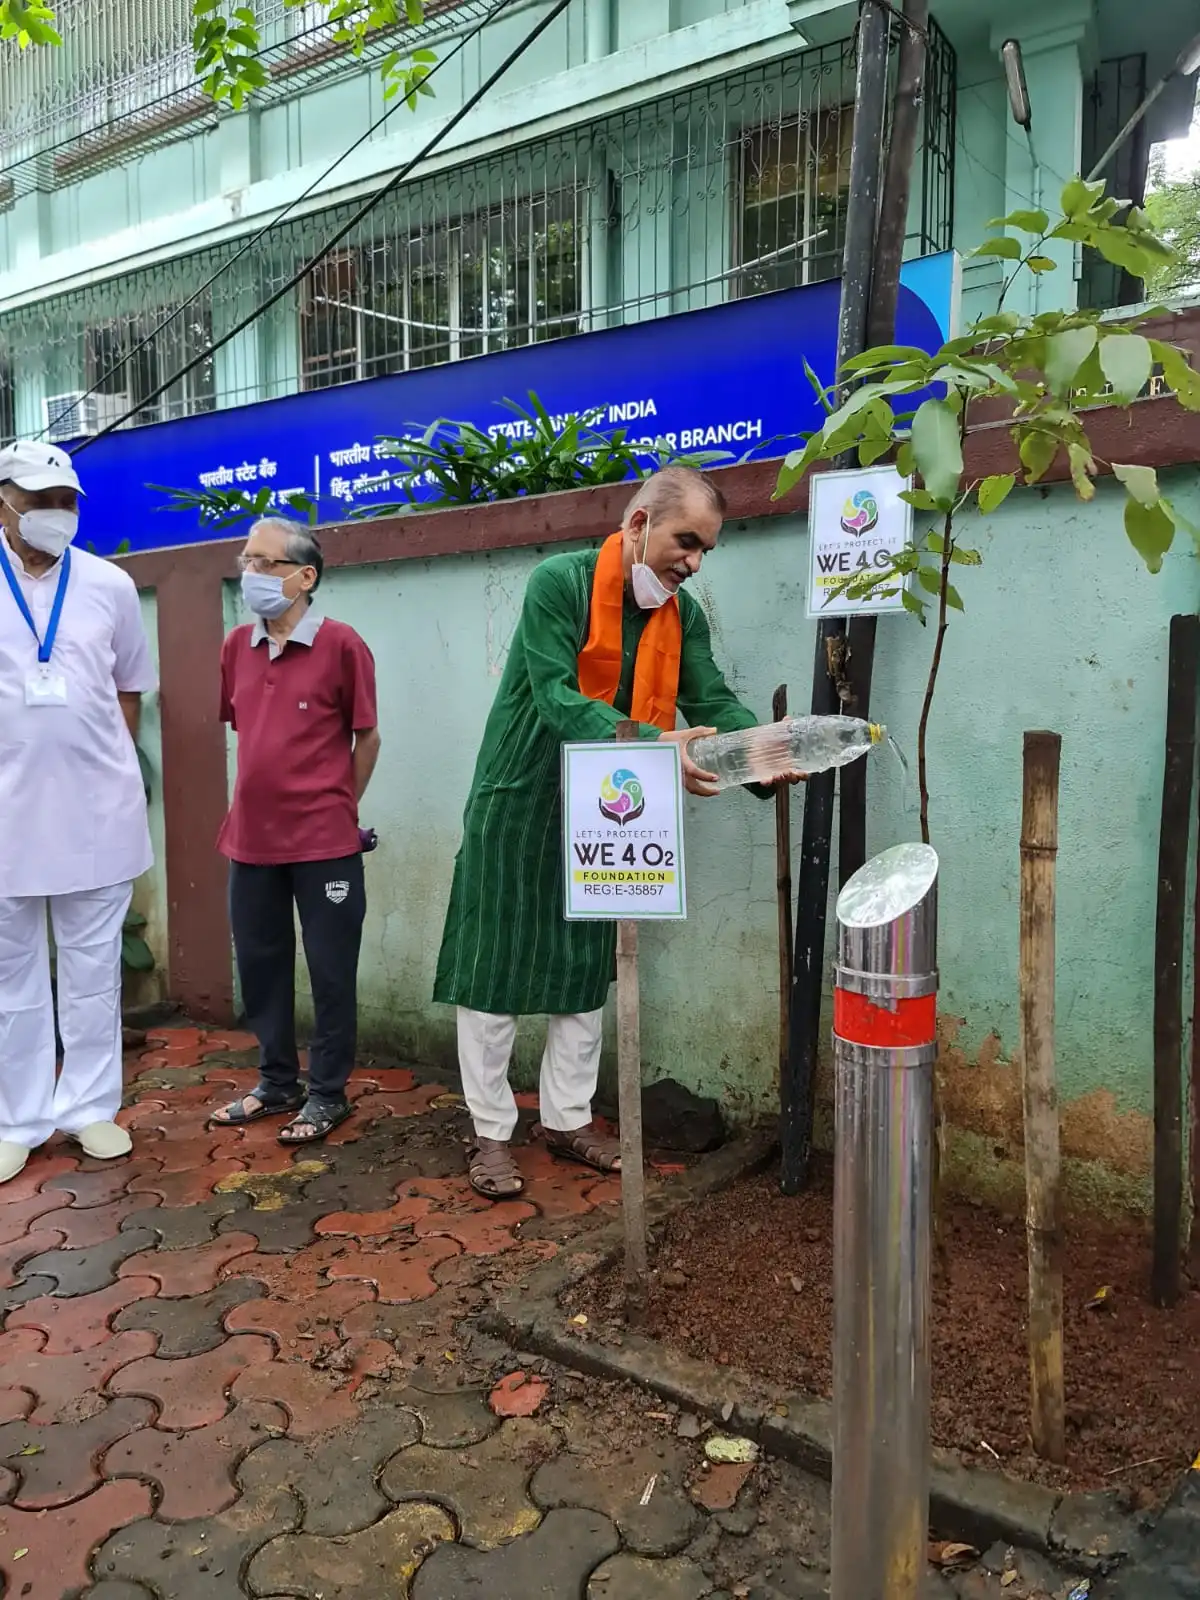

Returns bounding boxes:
[835,842,939,1010]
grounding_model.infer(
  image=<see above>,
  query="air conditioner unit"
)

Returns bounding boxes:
[43,392,91,443]
[90,392,135,432]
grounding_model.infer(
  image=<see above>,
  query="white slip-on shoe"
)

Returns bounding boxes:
[0,1141,31,1183]
[71,1121,133,1160]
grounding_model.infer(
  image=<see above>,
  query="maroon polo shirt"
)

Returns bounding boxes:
[217,612,377,866]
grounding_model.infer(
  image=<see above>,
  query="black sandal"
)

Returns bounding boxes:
[278,1096,353,1145]
[208,1084,306,1127]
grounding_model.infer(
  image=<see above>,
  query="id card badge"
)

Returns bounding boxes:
[25,665,68,707]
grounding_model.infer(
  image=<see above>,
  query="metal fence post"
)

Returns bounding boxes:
[831,842,939,1600]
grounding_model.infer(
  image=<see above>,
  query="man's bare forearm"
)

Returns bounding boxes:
[119,691,141,742]
[354,727,381,802]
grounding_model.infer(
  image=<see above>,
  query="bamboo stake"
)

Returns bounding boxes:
[773,685,793,1094]
[1020,730,1065,1465]
[615,719,648,1319]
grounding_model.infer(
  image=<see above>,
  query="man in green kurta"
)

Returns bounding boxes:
[435,466,777,1198]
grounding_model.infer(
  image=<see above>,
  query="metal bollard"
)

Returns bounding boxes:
[831,842,939,1600]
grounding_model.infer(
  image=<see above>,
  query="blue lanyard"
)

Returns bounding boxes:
[0,541,71,665]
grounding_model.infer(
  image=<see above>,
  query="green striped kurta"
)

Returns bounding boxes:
[433,547,761,1016]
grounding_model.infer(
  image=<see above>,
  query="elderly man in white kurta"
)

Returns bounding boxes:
[0,440,156,1184]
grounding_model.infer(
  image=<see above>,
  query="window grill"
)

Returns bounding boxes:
[0,26,957,445]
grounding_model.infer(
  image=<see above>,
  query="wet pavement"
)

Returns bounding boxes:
[0,1025,1149,1598]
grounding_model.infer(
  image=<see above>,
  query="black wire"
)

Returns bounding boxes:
[38,0,514,443]
[74,0,576,455]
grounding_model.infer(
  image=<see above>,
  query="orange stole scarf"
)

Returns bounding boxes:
[577,532,681,733]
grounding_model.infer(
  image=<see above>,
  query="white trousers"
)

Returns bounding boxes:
[0,882,132,1148]
[457,1006,604,1143]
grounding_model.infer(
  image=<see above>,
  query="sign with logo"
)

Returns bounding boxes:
[806,464,915,619]
[562,742,686,921]
[65,253,958,556]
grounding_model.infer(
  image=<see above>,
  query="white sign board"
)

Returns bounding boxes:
[806,464,914,619]
[562,741,686,921]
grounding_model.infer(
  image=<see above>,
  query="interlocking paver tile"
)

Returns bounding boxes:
[0,1329,157,1424]
[113,1279,265,1357]
[216,1201,332,1254]
[312,1195,434,1238]
[41,1160,163,1210]
[0,1389,32,1424]
[211,1160,327,1211]
[302,1159,411,1218]
[79,1582,157,1599]
[530,1444,702,1556]
[0,1396,154,1508]
[0,1153,78,1202]
[0,1226,67,1288]
[6,1277,160,1354]
[2,1275,56,1311]
[0,1479,154,1600]
[0,1190,70,1245]
[224,1282,374,1353]
[381,1416,557,1548]
[587,1554,714,1599]
[127,1160,248,1208]
[49,1196,160,1251]
[145,1133,232,1175]
[93,1478,300,1599]
[20,1228,158,1297]
[130,1067,213,1092]
[119,1196,248,1250]
[515,1147,602,1219]
[220,1239,354,1302]
[231,1360,359,1439]
[338,1286,483,1358]
[145,1026,207,1051]
[109,1334,274,1429]
[412,1506,620,1600]
[325,1237,461,1303]
[490,1371,550,1417]
[0,1328,46,1363]
[239,1410,421,1535]
[102,1399,286,1519]
[347,1084,447,1124]
[0,1466,13,1503]
[415,1199,537,1257]
[198,1030,259,1053]
[246,1502,454,1599]
[349,1067,419,1094]
[118,1232,258,1295]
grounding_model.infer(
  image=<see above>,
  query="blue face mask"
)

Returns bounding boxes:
[241,571,294,619]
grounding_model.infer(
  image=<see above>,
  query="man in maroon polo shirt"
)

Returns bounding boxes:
[210,518,381,1144]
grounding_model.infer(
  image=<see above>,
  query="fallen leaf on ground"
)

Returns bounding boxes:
[928,1541,979,1568]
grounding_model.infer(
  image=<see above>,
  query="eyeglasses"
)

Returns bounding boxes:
[237,555,301,574]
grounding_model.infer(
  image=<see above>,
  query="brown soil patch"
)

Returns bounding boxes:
[568,1160,1200,1503]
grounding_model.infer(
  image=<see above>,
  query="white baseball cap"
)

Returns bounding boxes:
[0,440,84,494]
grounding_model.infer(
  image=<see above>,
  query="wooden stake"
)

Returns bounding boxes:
[1020,730,1064,1464]
[773,685,793,1094]
[1153,615,1199,1308]
[615,719,648,1318]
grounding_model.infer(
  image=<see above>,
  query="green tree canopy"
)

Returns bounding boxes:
[1142,149,1200,299]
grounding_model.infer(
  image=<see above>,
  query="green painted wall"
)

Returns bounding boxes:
[261,472,1196,1192]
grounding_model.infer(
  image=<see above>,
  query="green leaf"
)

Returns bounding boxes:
[1061,177,1105,219]
[841,344,932,372]
[977,473,1015,513]
[916,566,942,596]
[1123,497,1175,572]
[1026,255,1057,273]
[987,208,1049,234]
[944,583,964,611]
[1112,462,1159,507]
[900,588,927,622]
[910,398,963,505]
[950,545,983,566]
[895,440,915,478]
[121,933,155,974]
[1044,326,1098,396]
[1019,429,1059,484]
[972,236,1023,261]
[1150,341,1200,411]
[899,488,946,511]
[1067,442,1096,500]
[1098,333,1152,402]
[857,437,893,466]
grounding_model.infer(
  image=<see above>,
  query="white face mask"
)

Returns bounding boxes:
[630,516,673,611]
[2,495,78,559]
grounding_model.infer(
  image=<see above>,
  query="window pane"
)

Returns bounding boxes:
[737,106,853,296]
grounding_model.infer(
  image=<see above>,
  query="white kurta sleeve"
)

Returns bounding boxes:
[110,572,157,695]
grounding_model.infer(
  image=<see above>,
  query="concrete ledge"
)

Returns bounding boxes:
[479,1134,1146,1565]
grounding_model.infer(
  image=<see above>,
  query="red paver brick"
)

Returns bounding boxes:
[583,1177,624,1208]
[0,1391,32,1425]
[202,1065,259,1089]
[0,1227,67,1289]
[0,1155,78,1204]
[231,1359,359,1439]
[349,1084,446,1123]
[0,1191,70,1246]
[118,1232,258,1296]
[208,1139,313,1176]
[224,1283,374,1352]
[0,1395,155,1509]
[517,1146,603,1220]
[50,1196,160,1251]
[149,1134,232,1175]
[134,1043,206,1069]
[199,1029,259,1052]
[221,1239,352,1301]
[313,1196,434,1238]
[348,1067,418,1095]
[146,1028,207,1050]
[109,1334,274,1429]
[0,1478,154,1600]
[326,1238,461,1304]
[0,1330,45,1364]
[102,1397,286,1518]
[0,1330,157,1424]
[415,1200,536,1257]
[489,1371,550,1418]
[6,1278,160,1355]
[41,1161,163,1209]
[127,1160,247,1207]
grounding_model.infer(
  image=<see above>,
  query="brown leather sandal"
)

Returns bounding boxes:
[537,1122,622,1174]
[467,1137,525,1201]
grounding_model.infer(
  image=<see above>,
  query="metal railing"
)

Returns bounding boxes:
[0,25,958,443]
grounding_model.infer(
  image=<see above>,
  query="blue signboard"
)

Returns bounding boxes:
[69,252,958,557]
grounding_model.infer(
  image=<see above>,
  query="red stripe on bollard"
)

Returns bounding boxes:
[833,988,936,1048]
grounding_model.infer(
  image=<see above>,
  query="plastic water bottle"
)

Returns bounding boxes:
[689,716,886,790]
